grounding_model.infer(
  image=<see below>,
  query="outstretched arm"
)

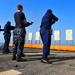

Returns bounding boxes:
[10,26,15,30]
[51,20,55,25]
[23,19,33,27]
[52,14,58,21]
[0,29,4,31]
[25,22,33,27]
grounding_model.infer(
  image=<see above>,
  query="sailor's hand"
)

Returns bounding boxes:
[30,22,33,25]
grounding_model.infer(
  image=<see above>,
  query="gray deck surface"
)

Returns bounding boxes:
[0,46,75,75]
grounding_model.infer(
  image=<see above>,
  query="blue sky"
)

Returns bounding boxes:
[0,0,75,45]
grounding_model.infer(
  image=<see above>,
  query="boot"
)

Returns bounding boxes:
[12,55,16,60]
[41,59,52,64]
[20,53,25,57]
[16,55,26,62]
[41,58,52,64]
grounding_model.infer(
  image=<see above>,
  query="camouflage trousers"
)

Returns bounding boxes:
[12,28,26,55]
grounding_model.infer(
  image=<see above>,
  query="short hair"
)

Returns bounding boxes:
[17,4,23,10]
[6,21,11,25]
[46,9,52,13]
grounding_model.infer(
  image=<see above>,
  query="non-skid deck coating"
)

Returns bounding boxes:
[0,47,75,75]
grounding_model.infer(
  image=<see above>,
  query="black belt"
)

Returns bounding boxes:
[15,27,23,28]
[3,32,10,35]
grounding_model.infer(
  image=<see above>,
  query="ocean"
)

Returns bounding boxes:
[0,43,3,46]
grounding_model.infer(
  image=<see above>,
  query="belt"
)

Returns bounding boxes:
[3,32,10,35]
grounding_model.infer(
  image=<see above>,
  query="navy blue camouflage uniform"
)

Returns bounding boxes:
[13,12,30,56]
[13,28,25,55]
[40,10,58,59]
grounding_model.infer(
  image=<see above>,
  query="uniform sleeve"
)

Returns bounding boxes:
[0,29,4,31]
[25,22,31,27]
[51,20,55,25]
[22,13,31,27]
[14,13,16,23]
[10,26,15,30]
[52,14,58,21]
[22,13,26,21]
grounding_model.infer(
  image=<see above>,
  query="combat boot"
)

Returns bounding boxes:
[41,58,52,64]
[16,55,26,62]
[12,55,16,60]
[20,53,25,57]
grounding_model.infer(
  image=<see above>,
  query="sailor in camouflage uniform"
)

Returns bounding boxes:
[12,4,33,62]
